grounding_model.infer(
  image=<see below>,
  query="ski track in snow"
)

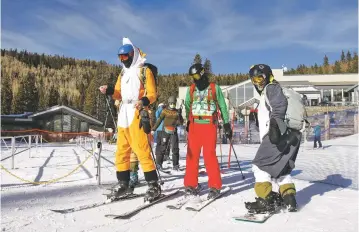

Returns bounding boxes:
[1,135,358,232]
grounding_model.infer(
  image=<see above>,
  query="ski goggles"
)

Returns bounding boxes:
[251,74,266,86]
[190,73,201,80]
[169,103,176,108]
[118,54,130,61]
[118,50,134,61]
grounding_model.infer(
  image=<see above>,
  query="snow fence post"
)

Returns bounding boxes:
[11,137,15,169]
[354,114,358,134]
[97,141,102,185]
[324,114,330,140]
[35,134,39,155]
[93,139,96,168]
[28,135,32,158]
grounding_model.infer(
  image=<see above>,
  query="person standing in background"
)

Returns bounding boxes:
[313,124,322,149]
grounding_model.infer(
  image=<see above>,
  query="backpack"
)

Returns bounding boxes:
[264,83,308,131]
[189,82,221,122]
[139,63,158,94]
[139,63,159,109]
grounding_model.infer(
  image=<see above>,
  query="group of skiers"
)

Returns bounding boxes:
[98,37,305,213]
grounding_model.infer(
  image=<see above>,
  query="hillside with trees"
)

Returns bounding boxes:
[285,50,358,75]
[1,49,357,124]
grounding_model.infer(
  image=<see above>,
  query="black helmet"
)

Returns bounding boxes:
[249,64,273,92]
[189,63,205,80]
[168,96,177,109]
[168,96,176,104]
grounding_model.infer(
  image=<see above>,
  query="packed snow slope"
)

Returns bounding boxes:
[1,134,358,232]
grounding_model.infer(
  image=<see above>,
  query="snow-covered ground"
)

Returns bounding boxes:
[1,134,358,232]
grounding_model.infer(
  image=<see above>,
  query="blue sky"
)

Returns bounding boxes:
[2,0,358,74]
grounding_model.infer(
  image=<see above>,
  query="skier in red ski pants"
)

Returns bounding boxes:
[184,63,232,200]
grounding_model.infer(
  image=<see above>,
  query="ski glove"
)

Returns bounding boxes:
[186,121,190,132]
[223,123,232,140]
[268,118,282,145]
[139,109,151,134]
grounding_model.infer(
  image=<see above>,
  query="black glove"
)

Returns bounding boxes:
[105,85,115,95]
[268,118,281,145]
[139,109,151,134]
[186,121,190,132]
[177,108,182,115]
[223,123,232,140]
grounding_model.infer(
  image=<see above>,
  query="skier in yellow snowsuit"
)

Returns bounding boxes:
[115,100,140,188]
[99,37,160,202]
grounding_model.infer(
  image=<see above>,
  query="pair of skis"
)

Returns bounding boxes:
[50,184,180,218]
[105,189,180,219]
[50,192,146,214]
[107,186,231,219]
[50,183,174,214]
[166,186,231,211]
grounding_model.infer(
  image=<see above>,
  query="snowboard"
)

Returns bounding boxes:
[234,205,288,223]
[233,212,273,223]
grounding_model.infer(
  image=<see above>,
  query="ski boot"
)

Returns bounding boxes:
[144,181,161,202]
[107,180,133,201]
[245,191,283,214]
[207,188,221,200]
[283,193,298,212]
[129,171,139,188]
[156,164,164,171]
[185,184,202,196]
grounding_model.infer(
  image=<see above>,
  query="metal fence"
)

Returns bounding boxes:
[177,108,358,144]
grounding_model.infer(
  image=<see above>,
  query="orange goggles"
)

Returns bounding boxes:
[118,54,130,61]
[118,50,134,61]
[190,73,201,80]
[251,75,265,85]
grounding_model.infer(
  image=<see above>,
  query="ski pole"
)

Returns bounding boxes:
[229,139,245,180]
[219,126,223,170]
[105,96,117,128]
[147,137,164,185]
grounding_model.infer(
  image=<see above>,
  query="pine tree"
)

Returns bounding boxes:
[48,85,60,107]
[203,58,212,75]
[333,61,342,73]
[314,63,319,73]
[13,72,39,113]
[61,92,69,106]
[346,51,352,62]
[340,50,345,62]
[1,76,13,114]
[193,53,202,64]
[350,52,358,73]
[83,78,97,115]
[322,55,330,73]
[323,55,329,66]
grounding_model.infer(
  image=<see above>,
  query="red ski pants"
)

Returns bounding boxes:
[184,122,222,189]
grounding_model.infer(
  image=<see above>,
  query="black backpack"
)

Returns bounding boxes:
[140,63,158,86]
[140,63,159,106]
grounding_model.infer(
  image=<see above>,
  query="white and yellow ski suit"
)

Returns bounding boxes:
[111,38,157,182]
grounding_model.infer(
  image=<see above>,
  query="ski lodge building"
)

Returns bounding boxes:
[178,69,359,116]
